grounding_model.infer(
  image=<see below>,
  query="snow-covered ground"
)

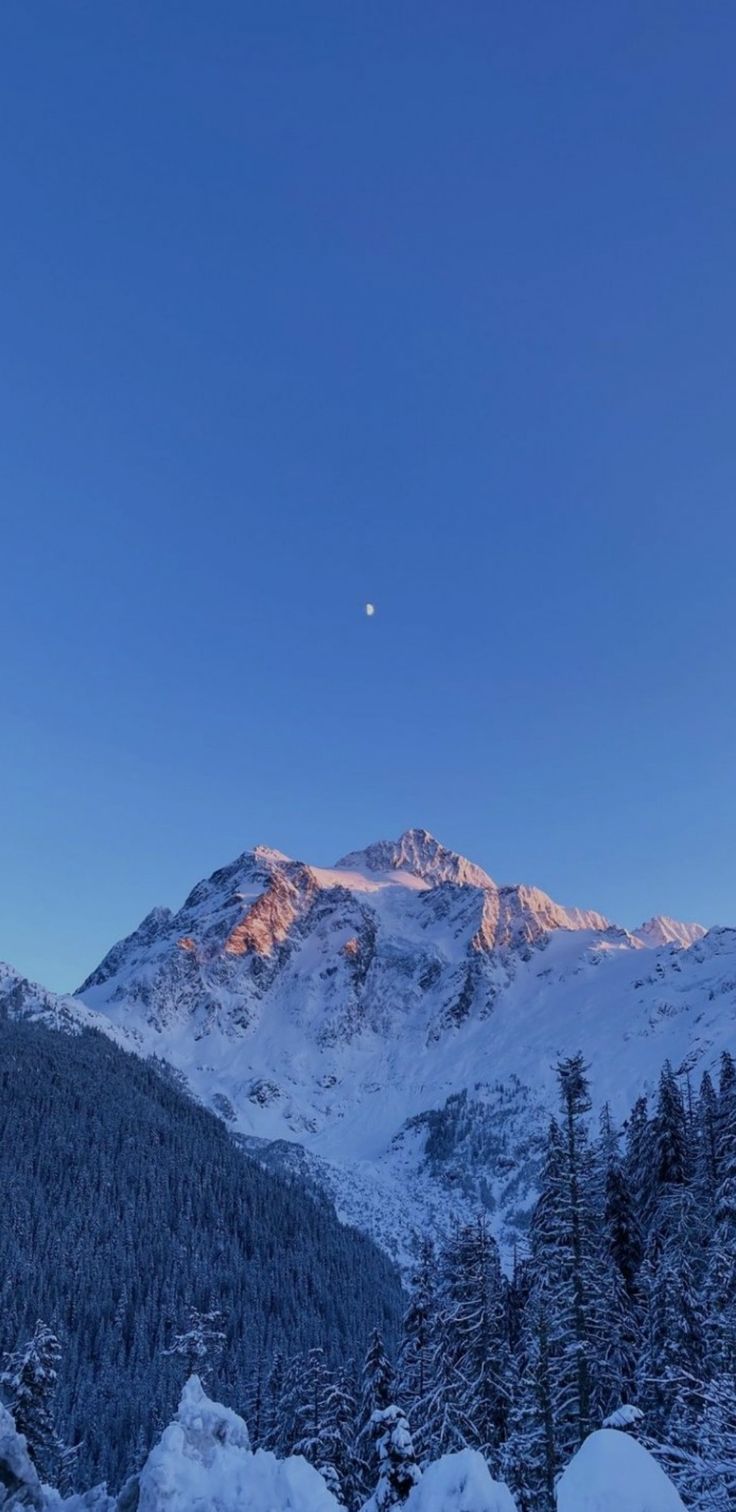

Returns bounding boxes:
[0,1384,689,1512]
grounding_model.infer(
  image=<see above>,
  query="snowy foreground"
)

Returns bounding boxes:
[1,1378,686,1512]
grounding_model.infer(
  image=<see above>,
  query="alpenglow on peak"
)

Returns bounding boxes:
[334,827,496,890]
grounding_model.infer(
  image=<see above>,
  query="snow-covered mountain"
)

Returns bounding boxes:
[633,915,707,950]
[70,828,734,1265]
[0,959,134,1045]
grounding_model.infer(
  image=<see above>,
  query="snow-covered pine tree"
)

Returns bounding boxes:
[556,1053,596,1444]
[320,1363,360,1509]
[508,1057,628,1507]
[694,1070,719,1215]
[653,1063,691,1197]
[688,1372,736,1510]
[596,1102,620,1187]
[269,1348,303,1457]
[366,1404,421,1511]
[432,1217,510,1466]
[598,1128,643,1400]
[360,1329,394,1423]
[57,1437,82,1498]
[262,1349,286,1452]
[163,1306,226,1383]
[636,1064,705,1450]
[625,1094,655,1229]
[0,1320,63,1482]
[502,1282,556,1512]
[398,1237,437,1462]
[356,1329,396,1503]
[604,1158,643,1301]
[288,1347,338,1484]
[702,1051,736,1373]
[245,1334,266,1447]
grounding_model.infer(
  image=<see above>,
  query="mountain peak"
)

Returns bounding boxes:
[334,828,495,890]
[635,915,707,950]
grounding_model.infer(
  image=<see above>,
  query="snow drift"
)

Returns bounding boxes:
[405,1450,518,1512]
[136,1377,340,1512]
[0,1400,44,1509]
[555,1429,685,1512]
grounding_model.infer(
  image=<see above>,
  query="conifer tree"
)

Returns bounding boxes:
[398,1238,437,1461]
[367,1405,421,1511]
[695,1071,719,1213]
[360,1329,394,1424]
[502,1285,556,1512]
[604,1159,643,1300]
[653,1064,690,1196]
[262,1349,286,1452]
[163,1306,225,1383]
[289,1347,335,1477]
[625,1094,655,1228]
[702,1051,736,1372]
[433,1217,510,1464]
[0,1320,63,1482]
[321,1364,360,1509]
[356,1329,396,1501]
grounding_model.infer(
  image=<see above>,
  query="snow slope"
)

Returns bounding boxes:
[71,828,732,1264]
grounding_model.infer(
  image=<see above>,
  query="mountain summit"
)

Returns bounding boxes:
[334,827,496,889]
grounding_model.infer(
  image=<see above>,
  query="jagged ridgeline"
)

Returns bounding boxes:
[0,1016,403,1491]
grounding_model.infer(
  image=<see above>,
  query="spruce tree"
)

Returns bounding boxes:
[398,1238,437,1462]
[163,1307,226,1384]
[502,1285,556,1512]
[702,1052,736,1372]
[695,1071,719,1214]
[434,1217,510,1464]
[320,1364,360,1509]
[367,1405,421,1511]
[356,1329,396,1503]
[557,1053,595,1441]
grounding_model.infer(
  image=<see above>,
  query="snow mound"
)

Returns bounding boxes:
[405,1450,518,1512]
[45,1490,114,1510]
[0,1401,114,1511]
[137,1377,340,1512]
[601,1405,644,1430]
[0,1401,44,1509]
[556,1430,685,1512]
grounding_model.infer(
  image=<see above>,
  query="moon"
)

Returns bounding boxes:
[364,602,376,617]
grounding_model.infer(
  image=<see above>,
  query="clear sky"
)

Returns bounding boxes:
[2,2,735,991]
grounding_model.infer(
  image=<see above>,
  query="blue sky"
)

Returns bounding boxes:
[1,2,735,990]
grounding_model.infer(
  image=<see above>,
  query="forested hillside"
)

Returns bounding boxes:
[0,1016,403,1489]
